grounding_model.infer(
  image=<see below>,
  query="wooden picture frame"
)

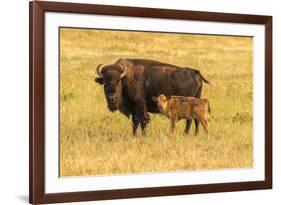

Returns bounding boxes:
[29,1,272,204]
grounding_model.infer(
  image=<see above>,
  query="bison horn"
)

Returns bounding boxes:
[118,63,127,78]
[96,64,104,77]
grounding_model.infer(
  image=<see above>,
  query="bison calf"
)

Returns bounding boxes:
[153,95,210,135]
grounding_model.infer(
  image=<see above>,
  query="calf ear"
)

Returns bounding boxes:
[95,77,103,85]
[152,96,157,102]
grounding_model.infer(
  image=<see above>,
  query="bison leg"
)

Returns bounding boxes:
[184,119,192,135]
[194,118,200,135]
[133,99,150,136]
[132,115,140,136]
[140,112,150,135]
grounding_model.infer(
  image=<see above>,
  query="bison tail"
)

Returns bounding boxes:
[197,71,210,84]
[203,99,211,114]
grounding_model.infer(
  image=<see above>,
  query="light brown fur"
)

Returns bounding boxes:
[154,95,210,135]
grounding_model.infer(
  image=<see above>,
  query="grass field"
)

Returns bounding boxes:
[59,28,253,176]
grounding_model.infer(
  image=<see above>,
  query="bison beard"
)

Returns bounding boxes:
[95,58,209,136]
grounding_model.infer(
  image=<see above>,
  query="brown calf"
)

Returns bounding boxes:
[153,94,211,135]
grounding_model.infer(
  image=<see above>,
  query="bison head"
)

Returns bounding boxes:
[95,63,127,112]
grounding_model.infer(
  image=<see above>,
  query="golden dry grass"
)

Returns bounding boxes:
[59,28,253,176]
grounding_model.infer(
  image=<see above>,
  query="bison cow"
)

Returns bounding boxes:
[95,58,209,136]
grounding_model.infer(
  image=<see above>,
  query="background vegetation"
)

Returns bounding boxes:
[60,28,253,176]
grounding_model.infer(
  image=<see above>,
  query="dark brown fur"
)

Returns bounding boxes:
[153,95,211,135]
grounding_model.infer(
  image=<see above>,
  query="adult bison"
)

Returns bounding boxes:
[95,58,209,135]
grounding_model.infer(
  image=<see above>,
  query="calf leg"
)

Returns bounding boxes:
[198,117,208,135]
[194,85,202,135]
[203,119,209,135]
[171,118,177,134]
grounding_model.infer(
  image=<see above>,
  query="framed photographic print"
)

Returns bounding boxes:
[29,1,272,204]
